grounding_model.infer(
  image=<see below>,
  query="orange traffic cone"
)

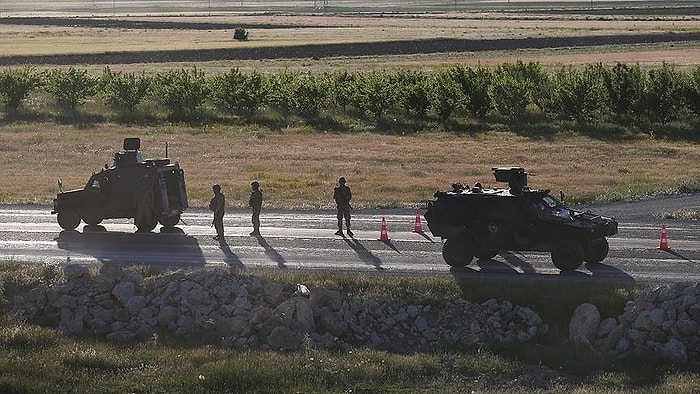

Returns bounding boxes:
[379,216,390,241]
[658,223,670,250]
[413,209,423,233]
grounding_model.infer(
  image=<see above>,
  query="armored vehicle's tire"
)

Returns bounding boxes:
[57,210,81,230]
[551,239,584,272]
[159,214,180,228]
[136,217,158,233]
[475,249,498,260]
[82,212,103,226]
[584,238,609,264]
[442,238,475,268]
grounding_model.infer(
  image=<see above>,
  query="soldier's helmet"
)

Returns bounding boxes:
[251,181,259,188]
[338,177,346,184]
[212,184,221,193]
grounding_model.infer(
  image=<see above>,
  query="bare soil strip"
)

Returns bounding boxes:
[0,32,697,66]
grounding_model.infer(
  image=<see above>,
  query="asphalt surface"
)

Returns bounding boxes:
[1,194,698,285]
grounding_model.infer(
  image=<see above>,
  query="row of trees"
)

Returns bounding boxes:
[0,62,698,134]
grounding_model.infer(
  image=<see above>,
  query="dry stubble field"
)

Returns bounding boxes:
[2,126,699,209]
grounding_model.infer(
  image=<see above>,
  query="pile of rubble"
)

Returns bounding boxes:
[570,282,700,364]
[12,263,548,351]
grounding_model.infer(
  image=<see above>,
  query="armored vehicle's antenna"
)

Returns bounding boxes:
[165,141,169,158]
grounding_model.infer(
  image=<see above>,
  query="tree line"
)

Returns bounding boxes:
[0,62,698,138]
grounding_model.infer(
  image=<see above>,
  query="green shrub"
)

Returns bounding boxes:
[601,62,645,123]
[43,67,99,119]
[427,69,463,124]
[643,63,684,125]
[292,73,331,119]
[392,69,430,117]
[100,66,151,116]
[151,67,208,121]
[449,65,492,119]
[233,27,248,40]
[345,71,393,120]
[0,66,43,116]
[551,64,606,125]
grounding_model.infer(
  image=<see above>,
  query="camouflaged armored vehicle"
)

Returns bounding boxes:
[52,138,188,232]
[423,167,618,271]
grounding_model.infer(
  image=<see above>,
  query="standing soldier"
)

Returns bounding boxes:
[333,176,353,237]
[134,175,154,232]
[249,180,263,236]
[209,184,226,240]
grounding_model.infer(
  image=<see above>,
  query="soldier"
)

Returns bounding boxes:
[134,175,154,232]
[209,184,226,240]
[249,180,263,236]
[333,176,353,237]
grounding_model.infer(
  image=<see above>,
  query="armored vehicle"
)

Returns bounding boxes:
[423,167,618,272]
[52,138,188,232]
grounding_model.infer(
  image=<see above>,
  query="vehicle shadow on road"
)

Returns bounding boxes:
[55,227,206,267]
[217,238,243,269]
[253,235,287,269]
[474,258,521,274]
[585,262,636,287]
[449,257,636,289]
[343,238,384,270]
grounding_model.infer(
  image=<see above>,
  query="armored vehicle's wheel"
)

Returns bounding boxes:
[584,238,609,264]
[475,249,498,260]
[159,214,180,228]
[442,238,475,268]
[136,217,158,233]
[82,212,103,226]
[551,239,584,271]
[57,210,81,230]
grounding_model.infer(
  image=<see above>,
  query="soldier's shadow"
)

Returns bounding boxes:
[217,238,243,269]
[55,227,205,267]
[254,235,286,268]
[344,238,383,270]
[498,251,537,274]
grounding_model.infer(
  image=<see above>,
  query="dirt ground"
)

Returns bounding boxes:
[0,15,698,69]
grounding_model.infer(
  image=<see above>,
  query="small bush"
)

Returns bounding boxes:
[233,27,248,40]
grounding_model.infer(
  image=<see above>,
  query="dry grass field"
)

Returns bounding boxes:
[2,124,698,209]
[0,4,697,208]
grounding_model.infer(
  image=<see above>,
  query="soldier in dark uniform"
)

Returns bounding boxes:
[249,180,263,236]
[134,175,154,232]
[209,184,225,240]
[333,177,353,237]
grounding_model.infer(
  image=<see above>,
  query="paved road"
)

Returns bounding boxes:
[1,194,698,285]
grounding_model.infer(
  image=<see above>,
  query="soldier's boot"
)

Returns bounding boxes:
[346,223,353,237]
[335,219,344,236]
[250,225,260,236]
